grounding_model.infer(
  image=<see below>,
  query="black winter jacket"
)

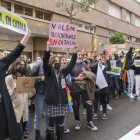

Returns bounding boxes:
[31,63,46,94]
[126,47,135,70]
[131,56,140,75]
[43,51,77,105]
[90,60,111,93]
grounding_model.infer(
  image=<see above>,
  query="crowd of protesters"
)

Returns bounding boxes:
[0,29,139,140]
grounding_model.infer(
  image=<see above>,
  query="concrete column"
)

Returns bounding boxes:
[121,8,126,21]
[131,13,135,25]
[11,2,14,12]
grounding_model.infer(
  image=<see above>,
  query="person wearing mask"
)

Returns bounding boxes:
[31,57,49,140]
[6,58,36,138]
[110,54,123,100]
[70,50,97,131]
[132,51,140,100]
[26,58,32,64]
[120,52,125,63]
[43,39,78,140]
[0,30,31,140]
[91,55,111,120]
[126,39,136,98]
[36,56,42,63]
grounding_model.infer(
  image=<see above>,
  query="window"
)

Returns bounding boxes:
[108,2,121,19]
[126,11,130,23]
[136,0,140,2]
[126,36,130,42]
[25,7,33,16]
[44,13,51,21]
[135,16,140,27]
[136,39,140,44]
[1,0,11,11]
[85,26,89,30]
[75,23,82,28]
[14,4,23,14]
[109,31,114,36]
[36,10,43,19]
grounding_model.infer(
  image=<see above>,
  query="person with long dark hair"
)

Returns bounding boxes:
[0,30,31,140]
[70,50,97,131]
[6,58,36,137]
[43,39,78,140]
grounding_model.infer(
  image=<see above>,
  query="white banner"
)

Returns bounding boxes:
[0,6,28,34]
[119,125,140,140]
[96,63,108,89]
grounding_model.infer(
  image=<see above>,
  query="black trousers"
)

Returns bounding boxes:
[94,92,107,114]
[0,99,8,140]
[19,118,27,137]
[72,91,93,121]
[49,116,65,128]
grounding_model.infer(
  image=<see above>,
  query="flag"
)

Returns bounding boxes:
[66,87,73,112]
[122,58,128,82]
[91,34,97,50]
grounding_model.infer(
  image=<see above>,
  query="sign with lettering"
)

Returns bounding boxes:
[16,77,35,94]
[104,44,126,54]
[0,6,28,34]
[119,125,140,140]
[49,21,77,48]
[106,66,121,76]
[134,60,140,67]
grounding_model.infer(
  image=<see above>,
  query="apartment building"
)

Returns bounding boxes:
[0,0,140,60]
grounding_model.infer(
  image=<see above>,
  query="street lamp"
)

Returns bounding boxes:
[89,24,96,51]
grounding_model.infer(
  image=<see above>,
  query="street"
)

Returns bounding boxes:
[25,94,140,140]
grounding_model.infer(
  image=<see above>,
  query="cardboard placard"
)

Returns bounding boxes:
[49,21,77,48]
[16,77,35,94]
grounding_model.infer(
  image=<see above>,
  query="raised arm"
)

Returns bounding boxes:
[2,29,31,69]
[126,38,136,61]
[43,39,52,76]
[62,43,78,77]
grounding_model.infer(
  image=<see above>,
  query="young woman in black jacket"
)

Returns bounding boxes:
[43,39,78,140]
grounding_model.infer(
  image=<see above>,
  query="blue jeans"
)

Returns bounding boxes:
[111,77,115,95]
[34,94,49,130]
[25,110,30,130]
[115,79,120,96]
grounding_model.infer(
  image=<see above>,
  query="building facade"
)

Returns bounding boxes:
[0,0,140,60]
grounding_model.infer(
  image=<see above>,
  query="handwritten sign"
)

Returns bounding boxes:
[49,21,77,48]
[0,6,28,34]
[16,77,35,94]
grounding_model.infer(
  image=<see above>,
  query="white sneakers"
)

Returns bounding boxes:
[100,104,113,111]
[100,105,103,111]
[107,104,113,110]
[127,94,135,99]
